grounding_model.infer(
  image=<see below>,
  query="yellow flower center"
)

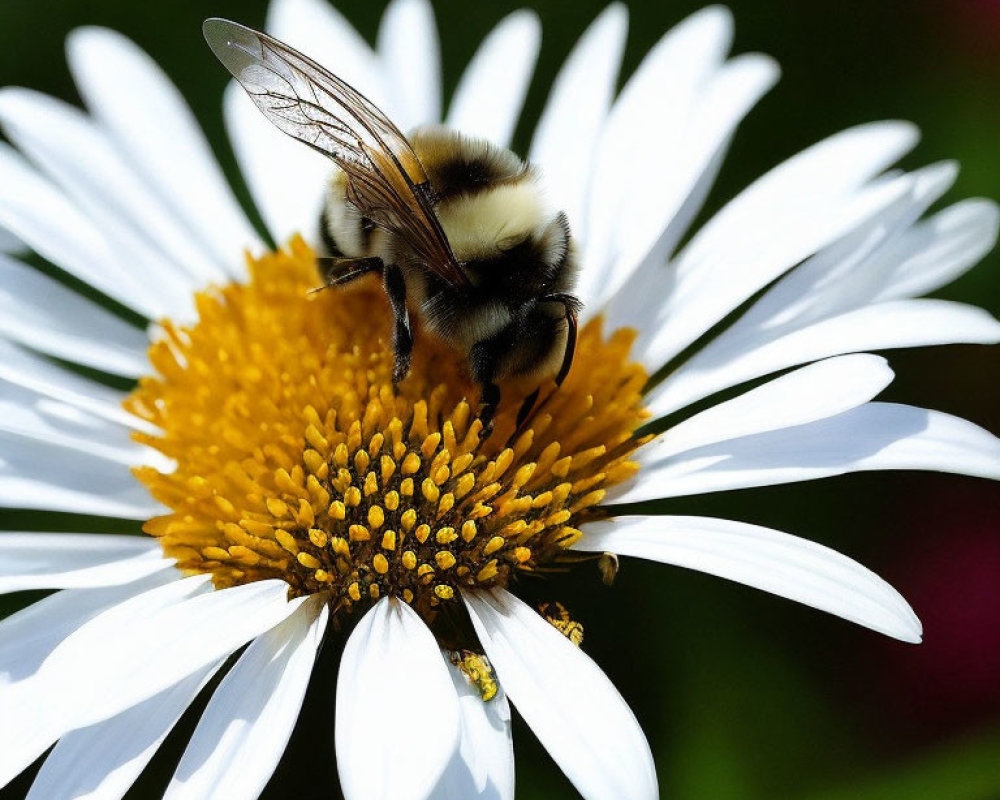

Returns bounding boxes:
[127,239,648,621]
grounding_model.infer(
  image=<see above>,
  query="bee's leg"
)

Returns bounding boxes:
[316,256,384,287]
[469,340,503,432]
[478,382,501,432]
[383,264,413,385]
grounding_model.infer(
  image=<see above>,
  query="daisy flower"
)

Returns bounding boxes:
[1,1,999,798]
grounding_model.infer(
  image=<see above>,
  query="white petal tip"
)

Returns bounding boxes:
[879,601,923,643]
[505,8,542,36]
[926,159,961,184]
[890,621,923,645]
[694,4,734,25]
[976,315,1000,344]
[66,25,123,60]
[875,119,921,150]
[977,200,1000,243]
[599,2,629,26]
[745,51,782,83]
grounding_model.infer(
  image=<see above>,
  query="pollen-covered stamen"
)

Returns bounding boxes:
[128,238,648,624]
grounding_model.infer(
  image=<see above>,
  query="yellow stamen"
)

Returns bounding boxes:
[435,551,457,570]
[129,239,648,620]
[400,509,417,532]
[435,527,457,544]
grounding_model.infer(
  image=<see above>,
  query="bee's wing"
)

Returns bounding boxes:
[204,18,468,287]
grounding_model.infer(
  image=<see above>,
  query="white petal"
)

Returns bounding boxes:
[675,123,918,281]
[644,354,894,460]
[598,53,780,320]
[0,572,203,788]
[336,598,461,800]
[0,143,162,317]
[621,402,1000,502]
[27,664,220,800]
[166,597,327,800]
[0,678,66,786]
[224,82,328,248]
[575,516,921,642]
[0,533,168,593]
[637,123,919,369]
[0,339,145,432]
[0,570,180,687]
[647,299,1000,417]
[464,588,657,800]
[0,255,150,377]
[267,0,388,108]
[0,225,23,253]
[581,6,734,303]
[37,578,300,731]
[0,678,67,787]
[529,4,628,235]
[378,0,441,130]
[642,52,780,260]
[432,655,515,800]
[446,10,540,148]
[0,379,162,468]
[643,163,996,415]
[876,198,1000,301]
[0,431,164,518]
[0,87,226,288]
[67,27,262,275]
[713,162,960,334]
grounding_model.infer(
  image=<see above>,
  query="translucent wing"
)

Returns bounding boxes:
[204,18,468,286]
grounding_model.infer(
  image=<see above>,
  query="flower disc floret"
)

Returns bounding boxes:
[129,239,649,622]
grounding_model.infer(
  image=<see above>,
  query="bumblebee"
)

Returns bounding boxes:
[204,19,580,424]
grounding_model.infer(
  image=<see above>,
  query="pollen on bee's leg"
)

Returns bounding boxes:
[128,237,650,622]
[539,601,585,646]
[449,650,499,701]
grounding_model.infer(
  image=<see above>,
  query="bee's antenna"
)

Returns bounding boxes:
[553,298,579,387]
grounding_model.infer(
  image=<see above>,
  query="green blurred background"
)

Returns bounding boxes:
[1,0,999,798]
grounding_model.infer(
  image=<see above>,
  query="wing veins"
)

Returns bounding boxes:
[206,18,468,286]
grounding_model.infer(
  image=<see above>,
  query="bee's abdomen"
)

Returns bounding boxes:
[319,205,347,257]
[321,169,379,258]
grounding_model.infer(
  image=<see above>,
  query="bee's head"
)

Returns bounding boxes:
[454,200,578,384]
[492,295,574,382]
